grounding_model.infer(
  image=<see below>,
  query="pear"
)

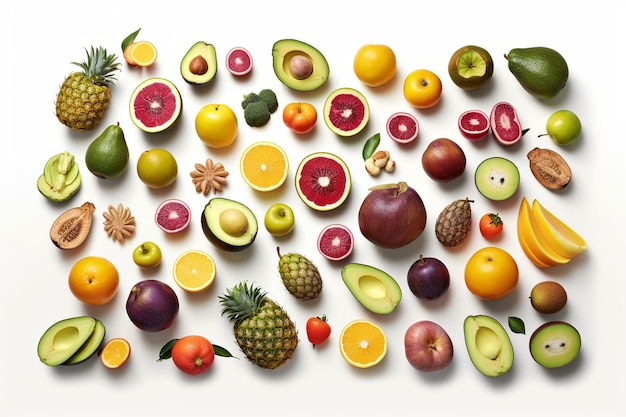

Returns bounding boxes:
[505,47,568,99]
[85,123,129,179]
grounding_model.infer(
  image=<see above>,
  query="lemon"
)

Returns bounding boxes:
[136,148,178,189]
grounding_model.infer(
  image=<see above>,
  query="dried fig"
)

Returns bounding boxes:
[50,202,95,249]
[527,147,572,190]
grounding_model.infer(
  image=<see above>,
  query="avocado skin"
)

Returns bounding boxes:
[506,47,568,99]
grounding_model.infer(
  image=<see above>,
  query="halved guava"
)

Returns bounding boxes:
[490,102,522,146]
[295,152,351,211]
[129,78,182,133]
[458,110,490,141]
[386,112,419,144]
[155,199,191,233]
[323,88,370,137]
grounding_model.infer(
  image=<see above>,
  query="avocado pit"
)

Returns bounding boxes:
[219,208,249,237]
[289,54,313,79]
[189,55,209,75]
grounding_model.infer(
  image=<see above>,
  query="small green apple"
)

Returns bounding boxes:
[448,45,494,90]
[540,110,581,145]
[264,203,295,236]
[132,241,162,268]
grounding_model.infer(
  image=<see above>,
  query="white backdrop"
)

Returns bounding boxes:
[2,2,624,416]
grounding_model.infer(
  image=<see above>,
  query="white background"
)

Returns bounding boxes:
[2,2,624,416]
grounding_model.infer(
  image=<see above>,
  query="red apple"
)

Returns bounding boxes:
[404,320,453,372]
[421,138,466,182]
[407,255,450,300]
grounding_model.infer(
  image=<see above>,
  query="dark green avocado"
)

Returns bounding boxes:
[201,197,258,251]
[272,39,329,91]
[180,41,218,85]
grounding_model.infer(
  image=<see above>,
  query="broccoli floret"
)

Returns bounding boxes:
[258,89,278,113]
[244,100,271,127]
[241,92,260,110]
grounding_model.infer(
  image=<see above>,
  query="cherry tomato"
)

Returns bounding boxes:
[306,315,331,348]
[479,213,503,239]
[282,102,317,134]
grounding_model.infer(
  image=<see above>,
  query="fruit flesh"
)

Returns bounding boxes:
[323,88,370,137]
[129,78,182,133]
[180,42,217,85]
[474,157,520,201]
[490,102,522,145]
[37,316,97,366]
[226,47,252,76]
[295,152,351,211]
[463,315,513,377]
[201,198,258,251]
[341,263,402,314]
[529,321,580,368]
[272,39,329,91]
[155,199,191,233]
[317,224,354,261]
[386,112,419,143]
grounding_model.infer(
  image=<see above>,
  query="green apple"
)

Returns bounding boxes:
[132,241,162,268]
[447,45,494,90]
[264,203,295,236]
[540,109,581,145]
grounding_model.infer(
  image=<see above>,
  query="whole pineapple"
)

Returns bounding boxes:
[219,281,298,370]
[277,247,323,300]
[435,198,473,247]
[55,46,121,132]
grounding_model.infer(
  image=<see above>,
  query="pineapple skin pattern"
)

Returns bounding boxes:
[278,251,323,300]
[219,282,299,370]
[55,46,120,132]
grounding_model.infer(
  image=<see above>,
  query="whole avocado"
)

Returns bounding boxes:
[505,47,568,99]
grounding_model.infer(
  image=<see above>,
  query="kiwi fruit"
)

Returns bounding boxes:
[530,281,567,314]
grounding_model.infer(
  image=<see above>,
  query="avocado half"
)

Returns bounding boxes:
[201,197,258,251]
[64,319,106,365]
[341,263,402,314]
[180,41,218,85]
[272,39,329,91]
[37,316,99,366]
[463,315,514,377]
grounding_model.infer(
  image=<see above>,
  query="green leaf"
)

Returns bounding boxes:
[213,344,237,359]
[157,338,178,361]
[121,28,141,52]
[508,316,526,334]
[362,133,381,160]
[522,128,531,137]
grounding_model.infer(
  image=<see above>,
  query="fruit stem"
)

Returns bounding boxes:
[276,246,282,258]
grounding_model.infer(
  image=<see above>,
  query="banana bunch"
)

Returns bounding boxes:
[37,151,82,202]
[517,197,587,268]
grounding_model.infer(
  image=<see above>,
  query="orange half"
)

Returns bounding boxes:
[240,141,289,192]
[128,41,158,67]
[173,250,216,293]
[100,338,131,369]
[339,320,387,368]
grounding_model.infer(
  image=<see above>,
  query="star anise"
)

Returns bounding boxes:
[103,203,135,243]
[190,158,229,196]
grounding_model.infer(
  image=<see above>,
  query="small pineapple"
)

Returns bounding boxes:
[219,281,298,370]
[277,247,323,300]
[55,46,121,132]
[435,198,473,247]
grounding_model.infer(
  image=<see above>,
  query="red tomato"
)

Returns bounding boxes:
[479,213,503,239]
[282,102,317,134]
[306,315,331,348]
[171,335,215,375]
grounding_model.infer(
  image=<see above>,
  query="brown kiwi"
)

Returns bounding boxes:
[527,147,572,190]
[530,281,567,314]
[49,202,95,249]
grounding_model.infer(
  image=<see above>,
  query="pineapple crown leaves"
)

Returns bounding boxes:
[218,281,267,324]
[71,46,121,86]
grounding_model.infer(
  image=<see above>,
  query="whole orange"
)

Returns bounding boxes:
[68,256,119,305]
[353,44,397,87]
[171,335,215,375]
[464,246,519,300]
[403,69,443,109]
[195,104,238,149]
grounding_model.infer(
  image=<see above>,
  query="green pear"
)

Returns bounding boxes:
[505,47,568,99]
[85,123,129,179]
